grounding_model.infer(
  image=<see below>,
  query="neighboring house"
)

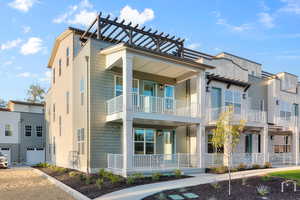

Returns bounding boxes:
[0,101,45,166]
[45,13,300,176]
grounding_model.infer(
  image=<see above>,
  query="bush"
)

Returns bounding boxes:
[126,176,135,184]
[210,181,221,189]
[109,174,122,184]
[214,166,228,174]
[252,164,261,169]
[104,172,114,179]
[85,175,93,185]
[132,173,144,179]
[96,178,104,189]
[69,171,79,177]
[264,162,272,168]
[98,168,107,178]
[173,169,182,178]
[237,163,247,171]
[152,172,162,181]
[261,175,271,182]
[35,162,50,168]
[79,174,86,181]
[51,166,68,173]
[257,185,270,196]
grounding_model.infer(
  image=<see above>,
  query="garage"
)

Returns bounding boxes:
[26,148,45,165]
[0,148,11,166]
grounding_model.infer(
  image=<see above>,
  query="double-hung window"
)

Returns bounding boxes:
[25,125,32,136]
[280,100,292,121]
[5,124,12,136]
[77,128,85,155]
[66,47,70,67]
[114,76,139,96]
[134,129,155,154]
[225,90,241,114]
[36,126,42,137]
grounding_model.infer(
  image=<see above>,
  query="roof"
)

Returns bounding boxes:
[216,52,262,65]
[8,100,44,107]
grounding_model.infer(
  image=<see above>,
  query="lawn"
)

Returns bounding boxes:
[269,170,300,183]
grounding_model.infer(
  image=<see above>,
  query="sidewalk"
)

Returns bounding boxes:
[95,166,300,200]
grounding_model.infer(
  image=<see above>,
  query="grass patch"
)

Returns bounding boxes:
[269,170,300,183]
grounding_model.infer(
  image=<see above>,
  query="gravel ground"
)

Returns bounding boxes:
[0,167,74,200]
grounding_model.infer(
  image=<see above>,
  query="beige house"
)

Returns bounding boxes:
[45,13,300,176]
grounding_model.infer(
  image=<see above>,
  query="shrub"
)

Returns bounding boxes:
[264,162,272,169]
[69,171,79,177]
[52,166,68,173]
[152,172,162,181]
[173,169,182,178]
[252,164,261,169]
[35,162,50,168]
[257,185,270,196]
[126,176,135,184]
[96,178,104,189]
[85,175,93,185]
[104,172,114,179]
[214,166,228,174]
[261,175,271,182]
[210,181,221,189]
[79,174,86,181]
[132,173,144,179]
[98,168,107,178]
[237,163,247,171]
[231,168,238,172]
[109,175,122,184]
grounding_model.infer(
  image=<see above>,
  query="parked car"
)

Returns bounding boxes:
[0,152,8,168]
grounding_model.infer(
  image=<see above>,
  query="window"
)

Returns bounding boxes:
[164,85,175,110]
[66,47,70,67]
[77,128,85,155]
[53,104,56,121]
[36,126,42,137]
[258,134,261,153]
[59,116,62,136]
[53,136,56,155]
[25,125,32,136]
[225,90,241,114]
[280,100,292,121]
[59,59,62,76]
[134,129,155,154]
[80,79,84,106]
[66,91,70,114]
[207,133,223,153]
[53,68,55,84]
[5,124,12,136]
[114,76,139,96]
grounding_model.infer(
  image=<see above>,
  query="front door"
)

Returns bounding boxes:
[163,130,175,160]
[164,85,175,112]
[143,81,156,112]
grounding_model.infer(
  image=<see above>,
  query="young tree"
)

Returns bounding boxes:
[27,84,45,103]
[212,106,245,196]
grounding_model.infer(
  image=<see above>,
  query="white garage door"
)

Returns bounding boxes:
[0,148,11,166]
[26,148,45,165]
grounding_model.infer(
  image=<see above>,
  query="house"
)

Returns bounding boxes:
[45,13,300,176]
[0,100,45,166]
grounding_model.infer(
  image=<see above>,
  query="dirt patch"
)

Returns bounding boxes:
[36,167,190,199]
[0,168,74,200]
[143,176,300,200]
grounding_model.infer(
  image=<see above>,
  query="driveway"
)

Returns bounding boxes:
[0,167,74,200]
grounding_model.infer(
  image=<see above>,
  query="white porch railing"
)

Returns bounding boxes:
[106,94,200,118]
[107,153,199,171]
[207,107,266,123]
[269,153,293,165]
[204,153,265,168]
[275,115,298,129]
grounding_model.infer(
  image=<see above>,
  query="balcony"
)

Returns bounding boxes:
[274,115,298,130]
[206,106,266,125]
[106,94,200,124]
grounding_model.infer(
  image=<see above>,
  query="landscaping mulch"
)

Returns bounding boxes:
[143,176,300,200]
[35,167,190,199]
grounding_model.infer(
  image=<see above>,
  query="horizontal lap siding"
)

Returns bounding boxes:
[89,39,122,169]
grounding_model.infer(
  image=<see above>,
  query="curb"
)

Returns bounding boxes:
[32,168,91,200]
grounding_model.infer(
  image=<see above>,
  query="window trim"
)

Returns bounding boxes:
[133,128,156,155]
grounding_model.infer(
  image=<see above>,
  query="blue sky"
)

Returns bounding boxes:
[0,0,300,101]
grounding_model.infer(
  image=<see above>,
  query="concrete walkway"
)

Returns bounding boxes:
[95,166,300,200]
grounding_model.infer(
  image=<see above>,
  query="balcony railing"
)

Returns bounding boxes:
[274,115,298,129]
[107,153,199,171]
[106,94,200,118]
[207,106,266,123]
[204,153,265,168]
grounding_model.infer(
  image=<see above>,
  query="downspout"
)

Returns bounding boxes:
[85,55,90,174]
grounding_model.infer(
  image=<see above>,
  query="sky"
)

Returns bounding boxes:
[0,0,300,101]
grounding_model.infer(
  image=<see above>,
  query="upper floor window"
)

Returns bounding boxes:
[53,68,55,84]
[59,116,62,136]
[114,76,139,96]
[66,91,70,114]
[36,126,42,137]
[77,128,85,155]
[5,124,12,136]
[53,104,56,122]
[80,79,84,106]
[280,100,292,121]
[59,59,62,76]
[25,125,32,136]
[66,47,70,67]
[225,90,241,114]
[53,136,56,155]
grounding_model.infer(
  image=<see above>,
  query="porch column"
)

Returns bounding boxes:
[262,125,269,163]
[196,125,205,168]
[122,53,133,176]
[292,127,299,165]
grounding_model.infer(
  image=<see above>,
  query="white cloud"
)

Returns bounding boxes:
[187,43,201,50]
[119,5,154,25]
[15,66,23,70]
[20,37,43,55]
[259,1,270,11]
[39,71,51,82]
[22,26,31,33]
[53,0,97,27]
[258,12,275,28]
[0,38,22,50]
[8,0,37,12]
[3,61,13,66]
[17,72,37,78]
[216,18,252,32]
[280,0,300,14]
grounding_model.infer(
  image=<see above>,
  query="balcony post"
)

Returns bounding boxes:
[196,124,205,168]
[292,126,299,165]
[262,125,269,163]
[122,52,133,177]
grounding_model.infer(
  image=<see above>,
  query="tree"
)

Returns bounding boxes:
[0,98,7,108]
[212,106,245,196]
[27,84,45,103]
